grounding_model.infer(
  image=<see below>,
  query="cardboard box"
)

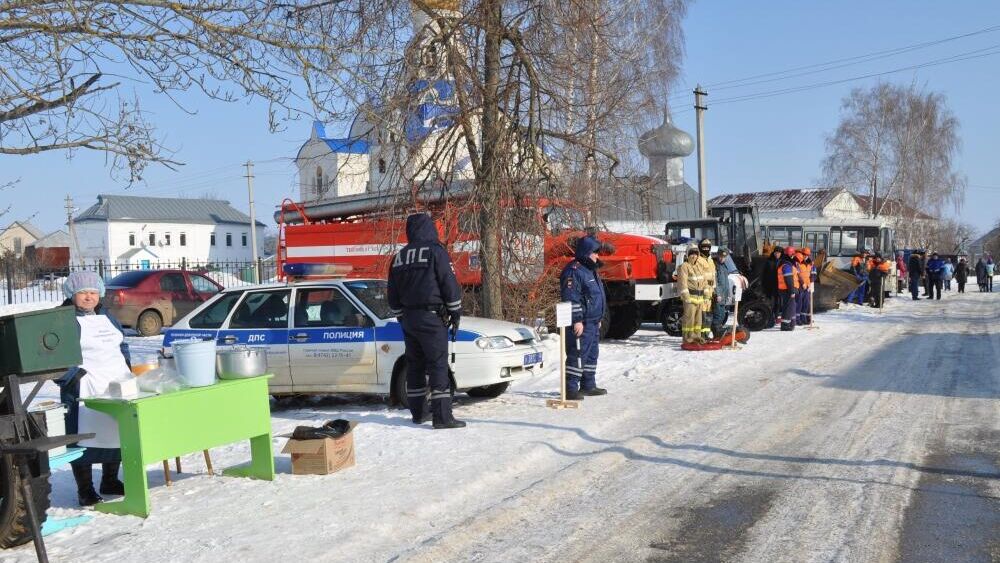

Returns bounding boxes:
[280,422,357,475]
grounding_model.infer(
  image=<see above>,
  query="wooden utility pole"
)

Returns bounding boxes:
[244,161,260,283]
[694,85,708,217]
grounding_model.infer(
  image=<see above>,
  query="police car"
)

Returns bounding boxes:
[161,275,556,402]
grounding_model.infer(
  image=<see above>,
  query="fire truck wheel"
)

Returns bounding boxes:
[137,309,163,337]
[598,306,611,340]
[660,301,683,337]
[605,301,641,339]
[737,299,772,332]
[466,382,510,398]
[0,455,51,549]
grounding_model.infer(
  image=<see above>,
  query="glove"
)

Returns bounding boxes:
[448,311,461,333]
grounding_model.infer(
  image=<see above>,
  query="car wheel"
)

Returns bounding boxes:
[466,382,510,399]
[390,360,409,408]
[137,310,163,337]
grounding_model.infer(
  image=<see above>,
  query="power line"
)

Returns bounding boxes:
[669,23,1000,103]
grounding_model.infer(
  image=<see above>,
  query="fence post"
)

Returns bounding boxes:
[181,257,187,271]
[98,259,105,279]
[4,261,13,305]
[256,258,263,284]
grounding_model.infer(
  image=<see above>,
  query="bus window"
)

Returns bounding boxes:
[789,227,803,249]
[882,228,893,256]
[861,227,879,252]
[805,232,828,253]
[830,227,841,255]
[841,229,860,255]
[769,227,788,247]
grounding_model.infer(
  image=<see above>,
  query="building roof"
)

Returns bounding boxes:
[850,194,937,221]
[312,121,370,155]
[1,220,45,240]
[74,195,267,227]
[118,246,160,261]
[970,226,1000,250]
[29,230,70,248]
[708,188,846,212]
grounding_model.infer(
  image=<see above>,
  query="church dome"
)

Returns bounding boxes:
[639,109,694,159]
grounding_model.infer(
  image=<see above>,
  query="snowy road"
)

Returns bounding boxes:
[6,290,999,562]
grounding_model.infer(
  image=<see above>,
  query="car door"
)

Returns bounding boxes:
[218,289,293,387]
[188,273,223,310]
[159,272,195,324]
[288,286,377,387]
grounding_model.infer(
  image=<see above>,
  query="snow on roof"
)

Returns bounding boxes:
[74,194,267,226]
[708,188,845,211]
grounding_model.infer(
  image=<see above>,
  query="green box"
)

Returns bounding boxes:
[0,306,82,376]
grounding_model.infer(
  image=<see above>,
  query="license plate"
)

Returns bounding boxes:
[523,352,542,366]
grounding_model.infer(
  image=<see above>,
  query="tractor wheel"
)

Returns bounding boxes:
[466,382,510,399]
[0,455,51,549]
[738,299,772,332]
[605,300,641,339]
[660,300,683,337]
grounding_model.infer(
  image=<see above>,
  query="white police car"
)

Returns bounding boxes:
[162,277,556,402]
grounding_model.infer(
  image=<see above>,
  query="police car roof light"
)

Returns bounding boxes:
[283,262,353,279]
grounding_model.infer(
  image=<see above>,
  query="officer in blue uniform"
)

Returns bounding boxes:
[560,235,608,400]
[387,213,466,429]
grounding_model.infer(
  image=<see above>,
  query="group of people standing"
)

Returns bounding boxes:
[975,256,995,292]
[905,251,986,298]
[843,250,892,307]
[761,245,818,331]
[675,239,742,344]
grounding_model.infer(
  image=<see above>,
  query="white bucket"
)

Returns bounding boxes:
[172,339,218,387]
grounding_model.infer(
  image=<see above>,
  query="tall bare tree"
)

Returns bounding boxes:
[821,83,966,232]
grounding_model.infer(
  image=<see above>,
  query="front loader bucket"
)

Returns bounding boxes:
[814,261,860,311]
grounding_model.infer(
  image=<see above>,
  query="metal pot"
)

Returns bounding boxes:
[215,346,268,379]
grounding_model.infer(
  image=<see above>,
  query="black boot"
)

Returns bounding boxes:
[72,463,103,506]
[100,462,125,496]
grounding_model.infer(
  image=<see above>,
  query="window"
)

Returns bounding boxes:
[159,273,188,292]
[861,227,880,252]
[164,232,171,246]
[189,293,241,329]
[226,233,232,247]
[180,233,187,247]
[805,232,829,253]
[242,233,248,247]
[149,233,156,246]
[190,275,221,295]
[12,237,22,255]
[230,290,290,329]
[210,232,216,246]
[378,159,387,174]
[342,280,392,319]
[829,227,842,256]
[841,229,860,255]
[294,288,366,328]
[129,233,136,247]
[315,167,324,198]
[108,271,155,288]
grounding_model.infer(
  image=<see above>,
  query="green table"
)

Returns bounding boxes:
[83,375,275,518]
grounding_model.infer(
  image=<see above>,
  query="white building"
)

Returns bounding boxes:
[70,195,266,266]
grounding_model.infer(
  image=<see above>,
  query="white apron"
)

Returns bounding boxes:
[76,315,133,449]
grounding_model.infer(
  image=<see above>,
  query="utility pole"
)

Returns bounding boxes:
[64,195,81,263]
[244,161,260,283]
[694,85,708,217]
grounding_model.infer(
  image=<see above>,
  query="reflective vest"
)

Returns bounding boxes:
[777,260,800,290]
[797,262,812,288]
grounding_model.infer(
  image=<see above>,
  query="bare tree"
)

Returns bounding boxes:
[821,83,966,230]
[0,0,405,183]
[924,219,975,254]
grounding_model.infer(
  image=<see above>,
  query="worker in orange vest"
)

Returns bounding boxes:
[796,249,816,325]
[776,246,800,331]
[868,252,891,308]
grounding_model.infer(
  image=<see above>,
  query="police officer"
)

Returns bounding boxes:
[561,235,607,400]
[387,213,466,429]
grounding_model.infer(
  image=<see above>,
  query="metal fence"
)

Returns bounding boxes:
[1,257,276,306]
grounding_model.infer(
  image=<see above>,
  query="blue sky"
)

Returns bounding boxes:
[3,0,999,237]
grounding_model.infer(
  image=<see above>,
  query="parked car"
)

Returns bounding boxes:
[104,269,224,336]
[161,278,557,402]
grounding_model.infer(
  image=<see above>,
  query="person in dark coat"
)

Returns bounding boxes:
[55,271,131,506]
[763,246,781,327]
[975,258,987,291]
[560,235,608,399]
[387,213,465,429]
[907,251,924,300]
[955,258,969,293]
[925,252,944,300]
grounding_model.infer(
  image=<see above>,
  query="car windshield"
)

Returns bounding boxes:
[342,280,393,319]
[107,271,155,287]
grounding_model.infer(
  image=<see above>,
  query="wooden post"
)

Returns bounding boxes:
[162,461,171,486]
[806,283,818,330]
[731,298,739,350]
[547,304,580,409]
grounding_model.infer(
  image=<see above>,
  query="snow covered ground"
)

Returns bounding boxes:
[3,288,999,562]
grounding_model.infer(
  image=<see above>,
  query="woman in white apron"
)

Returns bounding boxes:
[55,271,133,506]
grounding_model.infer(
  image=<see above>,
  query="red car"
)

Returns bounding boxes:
[104,270,224,336]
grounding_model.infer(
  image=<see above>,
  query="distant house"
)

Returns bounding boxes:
[71,194,266,266]
[0,220,44,258]
[26,230,71,270]
[968,225,1000,264]
[708,187,937,248]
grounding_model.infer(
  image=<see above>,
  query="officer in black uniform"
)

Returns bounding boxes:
[387,213,466,429]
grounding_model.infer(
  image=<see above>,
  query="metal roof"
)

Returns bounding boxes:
[74,195,267,226]
[708,188,845,211]
[850,194,937,221]
[28,230,70,248]
[1,220,45,240]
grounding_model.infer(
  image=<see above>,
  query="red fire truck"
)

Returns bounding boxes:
[275,192,676,339]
